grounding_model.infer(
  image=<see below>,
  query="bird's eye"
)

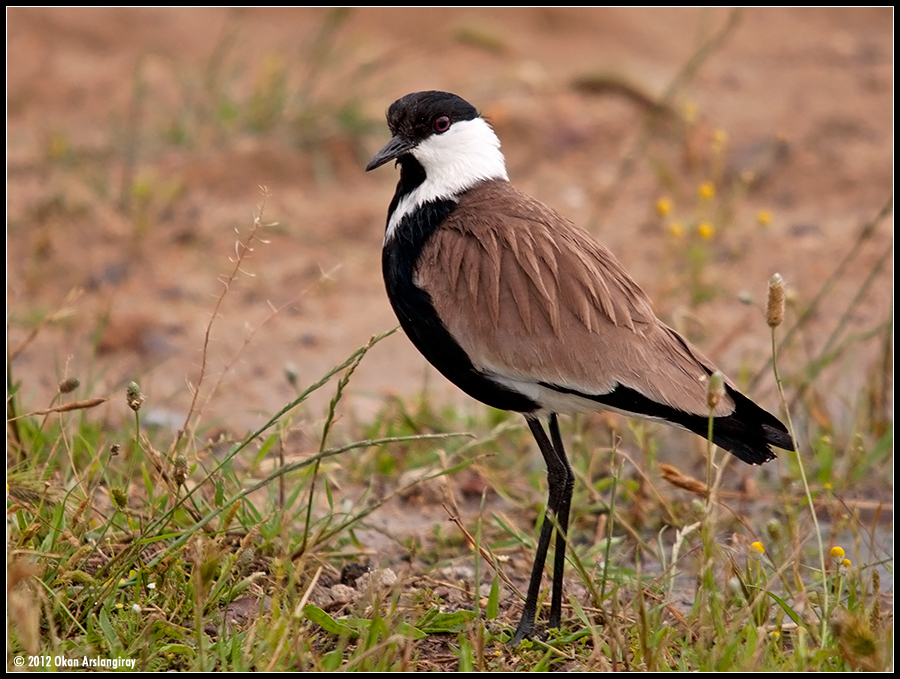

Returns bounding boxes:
[433,115,451,133]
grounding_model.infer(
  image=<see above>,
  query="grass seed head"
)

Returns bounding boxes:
[111,487,128,510]
[58,377,80,394]
[173,455,188,487]
[707,370,725,409]
[126,381,145,412]
[766,273,785,328]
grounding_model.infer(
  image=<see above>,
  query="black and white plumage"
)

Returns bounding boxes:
[367,90,793,645]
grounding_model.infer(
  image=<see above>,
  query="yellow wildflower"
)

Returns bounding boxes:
[656,197,672,217]
[697,222,715,239]
[830,545,845,560]
[750,541,765,555]
[712,129,728,152]
[698,182,715,201]
[683,100,698,124]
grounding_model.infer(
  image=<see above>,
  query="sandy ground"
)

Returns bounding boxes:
[8,7,892,471]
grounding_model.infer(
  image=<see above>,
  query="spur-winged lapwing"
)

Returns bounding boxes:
[366,90,793,645]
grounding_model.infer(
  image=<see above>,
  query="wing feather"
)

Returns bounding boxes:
[414,180,734,417]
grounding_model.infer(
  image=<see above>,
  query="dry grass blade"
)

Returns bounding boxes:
[8,289,84,362]
[174,186,274,453]
[442,502,521,595]
[10,397,108,419]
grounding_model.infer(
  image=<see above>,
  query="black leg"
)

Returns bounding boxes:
[547,413,574,630]
[511,413,574,646]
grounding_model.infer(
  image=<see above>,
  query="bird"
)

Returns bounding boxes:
[366,90,794,646]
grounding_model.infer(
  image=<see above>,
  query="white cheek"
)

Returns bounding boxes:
[412,119,508,190]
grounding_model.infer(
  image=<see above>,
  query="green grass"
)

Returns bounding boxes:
[7,9,892,672]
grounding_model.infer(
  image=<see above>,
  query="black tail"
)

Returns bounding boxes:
[698,386,794,465]
[543,381,794,466]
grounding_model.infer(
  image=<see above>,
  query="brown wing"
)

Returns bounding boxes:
[414,180,735,417]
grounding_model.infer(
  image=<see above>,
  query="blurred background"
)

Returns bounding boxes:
[7,7,892,440]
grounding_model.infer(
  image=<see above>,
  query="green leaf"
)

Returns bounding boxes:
[416,606,439,628]
[492,513,531,547]
[321,648,343,671]
[324,476,334,511]
[395,621,428,640]
[141,463,154,500]
[158,643,195,659]
[253,434,278,468]
[99,607,124,655]
[40,501,67,552]
[766,591,803,628]
[456,634,474,671]
[302,604,359,638]
[486,575,500,620]
[416,610,474,634]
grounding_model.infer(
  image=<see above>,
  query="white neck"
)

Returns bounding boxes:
[385,117,508,242]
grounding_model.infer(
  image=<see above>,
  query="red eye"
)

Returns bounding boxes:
[433,115,451,133]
